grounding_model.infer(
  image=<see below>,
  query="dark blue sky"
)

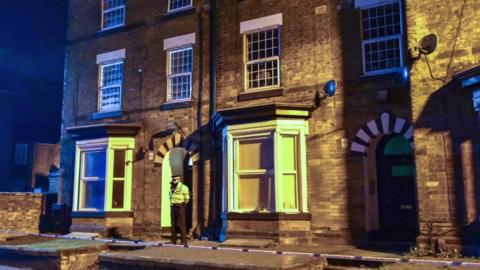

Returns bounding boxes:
[0,0,67,83]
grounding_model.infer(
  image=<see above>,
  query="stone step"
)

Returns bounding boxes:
[219,238,276,248]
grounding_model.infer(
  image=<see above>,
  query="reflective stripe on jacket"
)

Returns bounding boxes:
[170,183,190,204]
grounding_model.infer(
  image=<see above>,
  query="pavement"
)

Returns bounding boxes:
[2,232,480,270]
[101,244,325,270]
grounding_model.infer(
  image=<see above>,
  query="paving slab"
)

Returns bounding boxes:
[100,245,325,270]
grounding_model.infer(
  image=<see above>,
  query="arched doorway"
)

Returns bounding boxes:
[161,147,193,231]
[376,135,418,240]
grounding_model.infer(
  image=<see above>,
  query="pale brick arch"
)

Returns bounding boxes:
[154,132,199,166]
[350,112,414,155]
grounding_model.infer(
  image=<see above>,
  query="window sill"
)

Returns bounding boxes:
[160,100,193,110]
[238,88,284,101]
[71,211,134,218]
[95,21,146,38]
[359,68,402,80]
[227,212,311,221]
[159,7,196,22]
[91,110,123,120]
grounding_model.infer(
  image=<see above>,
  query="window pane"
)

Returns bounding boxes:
[283,174,297,210]
[100,86,121,111]
[238,174,273,210]
[238,137,273,171]
[281,136,296,171]
[247,60,279,89]
[102,63,123,87]
[169,75,191,100]
[113,150,126,178]
[247,28,279,61]
[361,2,401,39]
[103,0,124,10]
[112,180,125,208]
[84,151,106,178]
[169,0,192,11]
[82,180,105,210]
[103,0,125,29]
[363,38,401,72]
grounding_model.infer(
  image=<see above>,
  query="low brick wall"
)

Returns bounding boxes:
[0,192,46,234]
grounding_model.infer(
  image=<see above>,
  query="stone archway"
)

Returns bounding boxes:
[154,132,199,166]
[351,112,414,155]
[350,112,418,238]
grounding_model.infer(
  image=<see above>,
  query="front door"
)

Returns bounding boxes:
[376,135,418,240]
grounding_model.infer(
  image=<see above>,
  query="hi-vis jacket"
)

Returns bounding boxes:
[170,182,190,205]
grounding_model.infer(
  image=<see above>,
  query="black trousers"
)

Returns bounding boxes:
[171,204,187,244]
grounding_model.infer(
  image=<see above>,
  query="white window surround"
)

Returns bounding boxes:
[96,49,126,64]
[240,13,283,34]
[360,0,404,76]
[163,33,196,51]
[73,137,134,212]
[222,119,309,214]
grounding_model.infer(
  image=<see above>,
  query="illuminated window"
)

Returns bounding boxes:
[102,0,125,30]
[74,138,134,212]
[245,28,280,90]
[361,1,403,75]
[99,60,123,112]
[168,0,192,12]
[223,120,308,213]
[167,47,193,101]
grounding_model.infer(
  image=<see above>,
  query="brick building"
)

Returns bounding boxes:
[60,0,480,249]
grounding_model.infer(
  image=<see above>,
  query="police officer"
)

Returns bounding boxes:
[169,175,190,245]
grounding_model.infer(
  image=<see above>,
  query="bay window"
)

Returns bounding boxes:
[223,119,308,213]
[73,137,134,212]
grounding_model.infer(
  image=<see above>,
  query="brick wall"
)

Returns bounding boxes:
[63,0,212,235]
[0,193,45,234]
[406,0,480,236]
[61,0,480,245]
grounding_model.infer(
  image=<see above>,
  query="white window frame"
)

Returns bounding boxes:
[98,60,124,112]
[222,119,309,214]
[243,26,281,91]
[360,0,404,76]
[73,137,134,212]
[101,0,126,31]
[14,143,28,165]
[167,0,192,13]
[167,46,193,102]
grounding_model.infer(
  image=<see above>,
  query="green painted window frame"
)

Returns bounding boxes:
[222,119,309,214]
[73,137,134,212]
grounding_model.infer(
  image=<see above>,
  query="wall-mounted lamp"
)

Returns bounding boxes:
[315,80,337,107]
[393,66,410,85]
